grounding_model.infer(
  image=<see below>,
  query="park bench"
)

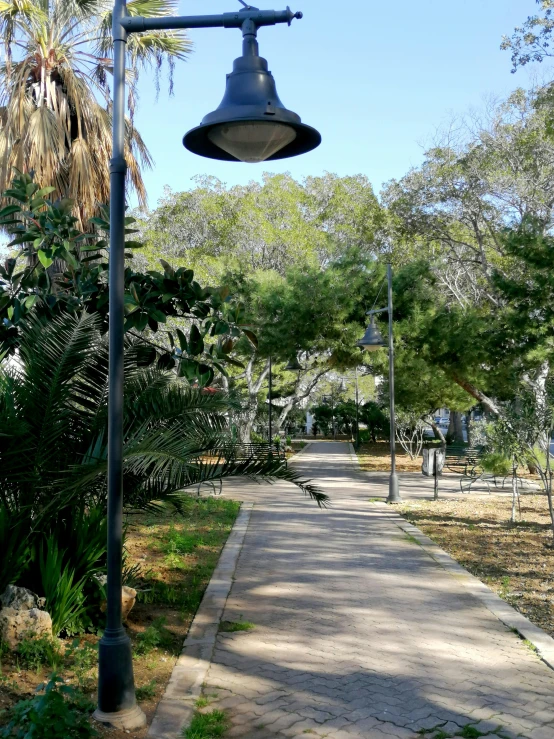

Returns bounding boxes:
[445,445,540,494]
[444,445,490,493]
[196,442,287,496]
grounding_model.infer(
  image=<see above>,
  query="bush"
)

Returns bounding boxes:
[0,674,97,739]
[17,637,61,672]
[39,539,89,636]
[481,452,512,476]
[250,431,264,443]
[134,617,173,655]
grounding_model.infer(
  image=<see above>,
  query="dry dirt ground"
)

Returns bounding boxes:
[398,494,554,638]
[358,441,427,472]
[0,497,240,739]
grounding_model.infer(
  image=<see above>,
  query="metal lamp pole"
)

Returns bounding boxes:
[268,355,272,445]
[355,367,360,449]
[386,264,400,503]
[356,262,400,503]
[96,2,316,729]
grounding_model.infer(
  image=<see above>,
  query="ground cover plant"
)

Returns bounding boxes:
[0,497,240,739]
[398,495,554,637]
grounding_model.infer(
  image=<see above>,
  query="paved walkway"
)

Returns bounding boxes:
[202,442,554,739]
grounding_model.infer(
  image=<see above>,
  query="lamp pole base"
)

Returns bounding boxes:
[95,628,146,730]
[387,472,401,503]
[93,704,147,730]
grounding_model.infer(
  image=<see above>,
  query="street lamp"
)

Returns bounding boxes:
[97,1,321,729]
[356,264,401,503]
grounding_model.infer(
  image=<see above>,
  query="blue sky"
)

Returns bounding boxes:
[132,0,535,209]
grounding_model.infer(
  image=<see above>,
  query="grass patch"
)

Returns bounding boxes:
[460,726,486,738]
[403,532,421,546]
[184,709,229,738]
[195,693,218,708]
[218,621,255,633]
[0,497,240,730]
[135,679,157,701]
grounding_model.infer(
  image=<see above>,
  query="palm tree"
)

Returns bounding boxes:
[0,0,191,225]
[0,311,326,593]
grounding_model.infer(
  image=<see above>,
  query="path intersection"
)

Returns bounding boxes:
[200,442,554,739]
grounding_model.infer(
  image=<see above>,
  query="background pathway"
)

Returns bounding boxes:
[201,442,554,739]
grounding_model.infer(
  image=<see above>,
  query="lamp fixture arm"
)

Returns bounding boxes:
[366,306,388,316]
[120,7,302,34]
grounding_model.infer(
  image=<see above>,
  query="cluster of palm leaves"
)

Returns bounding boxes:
[0,311,325,631]
[0,0,191,224]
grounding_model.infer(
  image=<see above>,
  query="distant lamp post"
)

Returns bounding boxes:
[100,1,321,729]
[356,263,400,503]
[268,355,273,444]
[355,367,360,449]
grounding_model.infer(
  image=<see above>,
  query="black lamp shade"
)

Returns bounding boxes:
[357,318,386,352]
[183,52,321,162]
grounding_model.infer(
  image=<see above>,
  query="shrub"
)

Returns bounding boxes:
[481,452,512,476]
[0,674,97,739]
[17,637,61,672]
[134,617,173,655]
[250,430,264,443]
[39,539,89,636]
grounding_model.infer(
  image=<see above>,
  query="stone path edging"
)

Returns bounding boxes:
[378,502,554,671]
[148,502,254,739]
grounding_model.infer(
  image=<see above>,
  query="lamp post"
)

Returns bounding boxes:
[355,366,360,449]
[268,355,273,445]
[97,2,320,728]
[356,264,401,503]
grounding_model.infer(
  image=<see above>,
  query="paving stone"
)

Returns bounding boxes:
[192,443,554,739]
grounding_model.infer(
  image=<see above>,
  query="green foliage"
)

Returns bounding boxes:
[135,680,157,701]
[17,637,61,672]
[459,726,485,739]
[64,641,98,689]
[481,453,512,477]
[250,430,264,443]
[39,539,89,636]
[141,173,385,282]
[0,674,97,739]
[183,709,229,739]
[359,402,389,442]
[501,1,554,72]
[0,173,240,384]
[134,618,173,655]
[218,621,255,632]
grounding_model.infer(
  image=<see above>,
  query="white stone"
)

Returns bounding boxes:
[0,585,45,611]
[0,607,53,649]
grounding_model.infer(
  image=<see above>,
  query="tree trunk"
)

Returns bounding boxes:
[447,411,464,444]
[423,414,445,444]
[466,411,473,447]
[449,372,501,416]
[511,465,518,524]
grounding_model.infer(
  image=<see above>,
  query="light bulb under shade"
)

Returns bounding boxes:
[207,121,297,163]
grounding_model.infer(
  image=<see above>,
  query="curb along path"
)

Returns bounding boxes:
[148,503,253,739]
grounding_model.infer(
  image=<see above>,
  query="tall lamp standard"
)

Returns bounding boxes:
[355,366,360,449]
[268,355,273,445]
[97,2,320,729]
[356,264,401,503]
